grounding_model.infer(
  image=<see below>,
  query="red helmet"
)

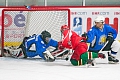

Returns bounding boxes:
[61,25,70,32]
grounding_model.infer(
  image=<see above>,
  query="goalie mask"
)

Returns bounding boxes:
[41,30,51,44]
[61,25,70,33]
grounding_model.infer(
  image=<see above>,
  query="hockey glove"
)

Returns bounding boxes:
[58,41,65,50]
[81,32,87,39]
[98,53,106,59]
[81,37,87,42]
[106,33,114,42]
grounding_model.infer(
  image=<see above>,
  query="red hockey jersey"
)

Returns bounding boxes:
[62,30,88,60]
[62,30,87,49]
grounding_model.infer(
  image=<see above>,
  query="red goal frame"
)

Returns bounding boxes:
[1,7,70,56]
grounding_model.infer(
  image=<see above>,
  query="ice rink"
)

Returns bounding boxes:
[0,51,120,80]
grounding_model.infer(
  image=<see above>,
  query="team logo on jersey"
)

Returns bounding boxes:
[99,35,106,45]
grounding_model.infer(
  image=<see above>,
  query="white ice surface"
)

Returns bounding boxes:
[0,56,120,80]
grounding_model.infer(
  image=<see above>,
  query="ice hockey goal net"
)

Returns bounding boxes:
[1,7,70,56]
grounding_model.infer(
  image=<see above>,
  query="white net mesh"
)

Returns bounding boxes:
[3,9,70,47]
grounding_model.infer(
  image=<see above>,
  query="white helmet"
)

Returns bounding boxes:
[94,16,105,22]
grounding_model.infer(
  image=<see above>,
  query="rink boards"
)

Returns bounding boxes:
[0,6,120,46]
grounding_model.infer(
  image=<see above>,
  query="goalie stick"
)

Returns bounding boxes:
[52,48,71,61]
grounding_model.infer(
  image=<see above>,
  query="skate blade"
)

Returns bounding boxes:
[85,63,95,68]
[108,61,119,64]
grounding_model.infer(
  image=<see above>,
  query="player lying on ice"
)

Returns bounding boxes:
[59,25,106,66]
[4,30,59,62]
[82,16,120,64]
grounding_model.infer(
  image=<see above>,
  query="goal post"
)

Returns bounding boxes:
[1,8,70,56]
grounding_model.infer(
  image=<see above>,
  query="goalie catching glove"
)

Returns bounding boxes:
[43,50,55,62]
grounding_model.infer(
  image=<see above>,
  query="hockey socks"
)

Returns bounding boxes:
[70,52,105,66]
[70,52,99,66]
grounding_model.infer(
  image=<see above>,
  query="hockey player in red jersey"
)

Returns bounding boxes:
[60,25,105,66]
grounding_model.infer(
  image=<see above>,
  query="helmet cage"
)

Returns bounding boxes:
[61,25,70,32]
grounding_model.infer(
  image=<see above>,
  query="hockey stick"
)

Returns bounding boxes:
[53,49,71,60]
[86,41,109,67]
[98,41,109,53]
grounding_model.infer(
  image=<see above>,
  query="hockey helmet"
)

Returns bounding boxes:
[61,25,70,32]
[41,30,51,44]
[94,16,105,23]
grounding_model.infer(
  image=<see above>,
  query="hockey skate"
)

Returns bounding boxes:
[108,52,119,64]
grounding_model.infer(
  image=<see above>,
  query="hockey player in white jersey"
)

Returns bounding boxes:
[82,16,120,63]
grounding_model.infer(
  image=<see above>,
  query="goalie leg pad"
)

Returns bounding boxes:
[10,48,25,58]
[3,47,11,57]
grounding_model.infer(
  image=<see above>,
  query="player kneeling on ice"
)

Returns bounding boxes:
[60,25,106,66]
[82,16,120,64]
[4,30,58,62]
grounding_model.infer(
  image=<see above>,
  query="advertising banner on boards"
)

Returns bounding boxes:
[70,7,120,40]
[0,7,120,42]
